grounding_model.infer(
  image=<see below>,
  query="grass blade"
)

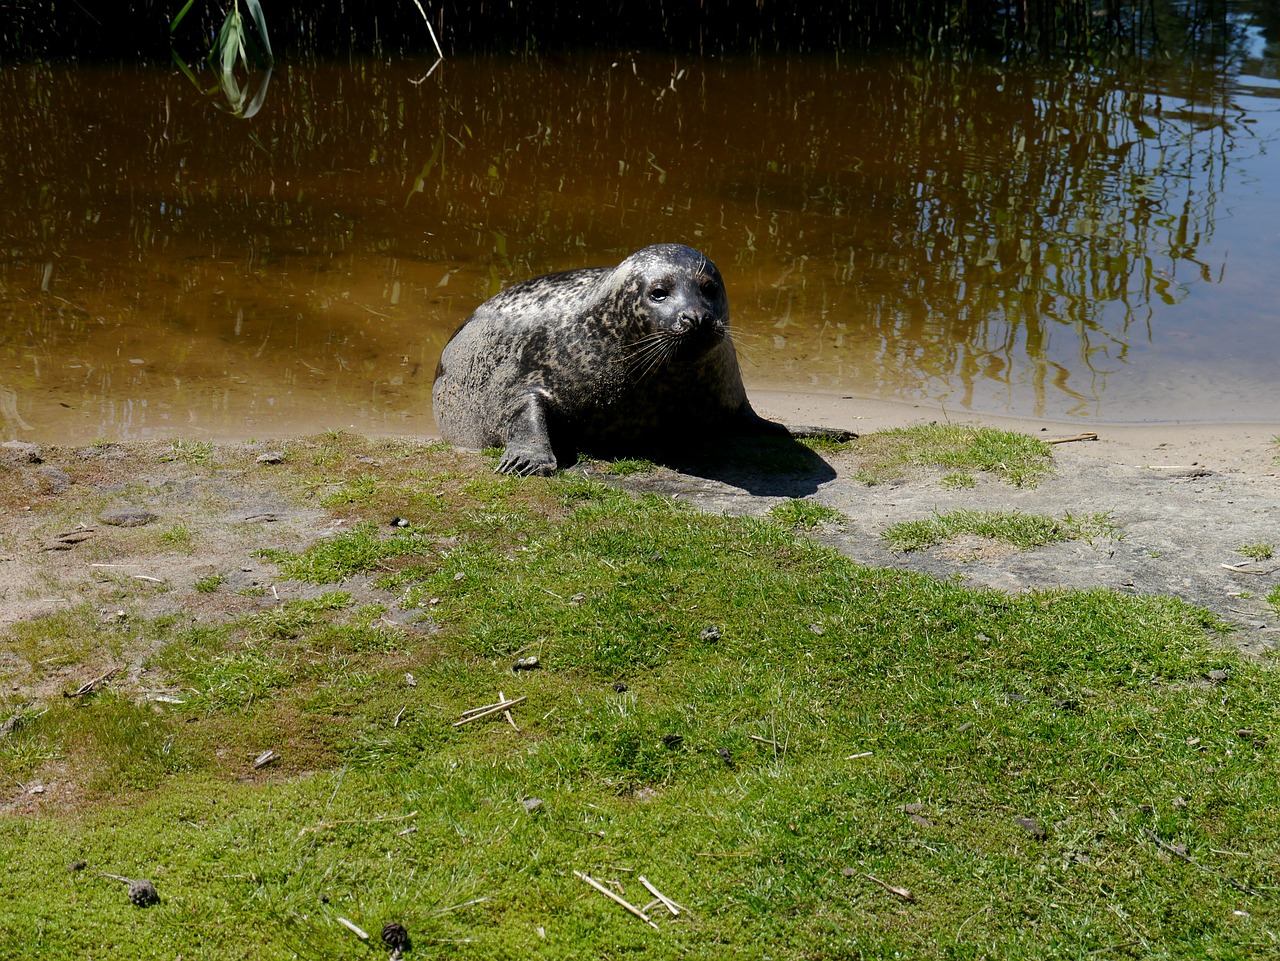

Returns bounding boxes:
[169,0,197,33]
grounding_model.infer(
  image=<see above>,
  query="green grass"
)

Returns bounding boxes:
[883,509,1115,552]
[590,457,658,476]
[853,423,1052,487]
[158,439,215,465]
[158,523,196,552]
[193,573,226,593]
[2,437,1278,959]
[768,498,846,530]
[1238,543,1275,561]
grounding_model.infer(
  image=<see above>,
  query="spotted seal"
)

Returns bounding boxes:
[432,244,786,475]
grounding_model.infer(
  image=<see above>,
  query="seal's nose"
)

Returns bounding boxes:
[675,308,713,335]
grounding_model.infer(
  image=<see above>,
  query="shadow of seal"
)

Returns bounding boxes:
[432,243,790,475]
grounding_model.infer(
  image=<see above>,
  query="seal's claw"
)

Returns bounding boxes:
[496,446,556,476]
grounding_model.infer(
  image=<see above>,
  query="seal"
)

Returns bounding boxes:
[432,244,786,475]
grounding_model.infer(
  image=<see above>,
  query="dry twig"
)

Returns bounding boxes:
[65,665,123,698]
[252,750,279,769]
[336,917,369,940]
[498,690,520,731]
[1143,829,1262,897]
[1221,562,1280,575]
[574,871,660,930]
[639,876,685,916]
[862,873,916,902]
[453,696,526,727]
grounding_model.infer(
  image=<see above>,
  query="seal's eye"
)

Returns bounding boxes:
[700,280,719,298]
[648,286,668,302]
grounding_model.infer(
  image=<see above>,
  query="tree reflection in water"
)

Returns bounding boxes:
[0,30,1276,440]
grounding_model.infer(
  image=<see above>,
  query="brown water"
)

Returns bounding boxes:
[2,50,1279,445]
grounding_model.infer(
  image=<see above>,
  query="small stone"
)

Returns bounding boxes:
[717,747,732,763]
[1,441,42,464]
[1014,817,1046,840]
[522,797,543,813]
[128,879,159,907]
[612,681,628,693]
[256,451,285,464]
[512,656,540,672]
[390,516,410,528]
[98,508,158,527]
[25,466,71,495]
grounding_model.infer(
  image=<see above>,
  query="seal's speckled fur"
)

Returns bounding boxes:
[432,244,784,475]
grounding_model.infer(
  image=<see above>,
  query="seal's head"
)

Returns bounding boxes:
[609,244,731,374]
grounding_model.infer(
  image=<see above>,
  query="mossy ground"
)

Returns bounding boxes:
[1,432,1278,959]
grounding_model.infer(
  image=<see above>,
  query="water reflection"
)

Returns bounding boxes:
[0,48,1277,444]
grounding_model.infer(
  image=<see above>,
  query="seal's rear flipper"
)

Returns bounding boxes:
[732,403,792,438]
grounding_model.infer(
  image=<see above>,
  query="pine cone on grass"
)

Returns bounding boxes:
[129,879,160,907]
[381,921,410,955]
[101,873,160,908]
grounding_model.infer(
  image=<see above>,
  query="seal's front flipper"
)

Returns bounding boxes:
[496,392,559,476]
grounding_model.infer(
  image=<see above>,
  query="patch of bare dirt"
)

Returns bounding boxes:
[0,440,408,710]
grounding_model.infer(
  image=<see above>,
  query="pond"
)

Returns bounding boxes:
[2,38,1278,444]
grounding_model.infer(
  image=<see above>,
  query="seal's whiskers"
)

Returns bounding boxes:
[623,333,679,380]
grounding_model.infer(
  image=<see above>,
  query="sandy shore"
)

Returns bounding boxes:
[753,389,1280,477]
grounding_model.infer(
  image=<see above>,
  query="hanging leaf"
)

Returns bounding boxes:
[243,0,274,61]
[211,6,243,74]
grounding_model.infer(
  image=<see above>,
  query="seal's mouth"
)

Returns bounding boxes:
[624,315,726,378]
